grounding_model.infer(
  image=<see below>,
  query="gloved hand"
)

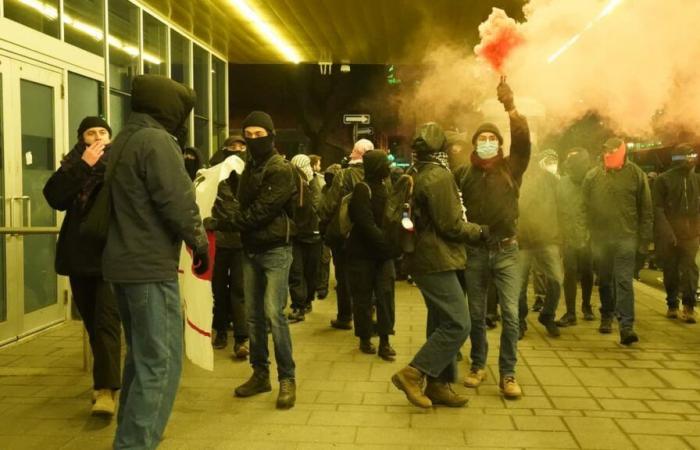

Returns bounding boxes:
[479,225,490,242]
[497,76,515,112]
[193,248,210,275]
[203,217,217,231]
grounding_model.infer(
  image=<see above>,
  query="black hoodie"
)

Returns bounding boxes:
[102,75,207,282]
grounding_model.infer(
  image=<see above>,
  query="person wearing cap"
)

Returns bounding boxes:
[102,75,209,449]
[516,149,564,338]
[43,116,121,417]
[459,79,530,399]
[582,138,653,345]
[391,122,486,409]
[653,143,699,323]
[556,148,595,325]
[225,111,298,409]
[210,134,246,166]
[287,154,323,323]
[319,138,375,330]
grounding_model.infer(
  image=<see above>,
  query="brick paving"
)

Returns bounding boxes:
[1,278,700,449]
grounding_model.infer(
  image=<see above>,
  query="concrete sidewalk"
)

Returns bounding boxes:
[1,278,700,449]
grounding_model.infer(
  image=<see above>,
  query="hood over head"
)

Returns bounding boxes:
[131,75,195,135]
[411,122,446,154]
[362,150,390,182]
[564,147,591,183]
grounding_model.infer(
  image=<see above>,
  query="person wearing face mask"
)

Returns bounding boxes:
[653,143,700,323]
[459,79,530,399]
[346,150,397,360]
[226,110,298,410]
[210,135,246,166]
[582,138,653,345]
[516,149,564,339]
[556,148,595,326]
[183,146,205,181]
[102,75,209,449]
[43,116,121,417]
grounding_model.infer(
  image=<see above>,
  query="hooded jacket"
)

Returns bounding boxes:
[319,161,364,246]
[347,151,392,261]
[517,160,560,249]
[556,150,592,249]
[653,164,700,242]
[102,75,208,282]
[458,112,531,242]
[291,166,322,244]
[582,158,653,244]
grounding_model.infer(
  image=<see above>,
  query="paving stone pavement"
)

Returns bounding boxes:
[1,278,700,449]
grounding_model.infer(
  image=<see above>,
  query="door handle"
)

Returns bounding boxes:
[19,196,31,227]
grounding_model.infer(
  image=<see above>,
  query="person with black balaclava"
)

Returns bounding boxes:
[43,116,121,418]
[346,150,397,361]
[654,143,700,323]
[227,111,298,410]
[210,135,246,166]
[102,75,209,449]
[556,148,595,326]
[183,146,205,181]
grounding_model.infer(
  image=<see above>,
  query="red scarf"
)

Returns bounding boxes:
[470,150,504,171]
[604,142,626,170]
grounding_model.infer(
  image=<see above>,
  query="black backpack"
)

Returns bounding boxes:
[383,166,418,257]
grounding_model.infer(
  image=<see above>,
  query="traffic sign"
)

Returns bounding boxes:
[343,114,371,125]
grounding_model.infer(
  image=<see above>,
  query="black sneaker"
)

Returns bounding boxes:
[620,328,639,345]
[316,290,328,300]
[538,315,561,337]
[555,313,577,327]
[287,309,305,323]
[359,338,377,354]
[276,379,296,409]
[378,342,396,361]
[330,319,352,330]
[532,298,544,312]
[304,303,313,314]
[582,305,595,321]
[599,317,613,334]
[212,330,228,349]
[234,368,272,397]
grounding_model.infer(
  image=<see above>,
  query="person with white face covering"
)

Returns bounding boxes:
[458,79,531,400]
[516,149,565,339]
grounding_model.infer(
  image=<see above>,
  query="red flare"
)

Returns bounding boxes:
[474,8,525,73]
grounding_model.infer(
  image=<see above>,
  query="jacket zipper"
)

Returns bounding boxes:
[683,176,689,213]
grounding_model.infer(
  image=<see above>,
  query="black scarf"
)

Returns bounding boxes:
[60,142,109,212]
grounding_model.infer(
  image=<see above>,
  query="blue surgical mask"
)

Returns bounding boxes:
[476,141,499,159]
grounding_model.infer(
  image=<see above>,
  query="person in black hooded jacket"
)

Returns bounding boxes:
[346,150,397,360]
[43,116,121,417]
[102,75,209,450]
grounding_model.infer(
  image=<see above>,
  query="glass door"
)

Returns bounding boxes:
[0,56,65,342]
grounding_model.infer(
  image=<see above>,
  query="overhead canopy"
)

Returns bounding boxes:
[141,0,526,64]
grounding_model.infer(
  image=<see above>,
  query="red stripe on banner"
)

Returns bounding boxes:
[187,318,211,338]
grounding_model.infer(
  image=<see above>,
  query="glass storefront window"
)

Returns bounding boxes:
[108,0,139,92]
[0,75,5,322]
[109,92,130,136]
[142,12,166,75]
[68,73,104,145]
[211,57,227,152]
[4,0,60,38]
[64,0,104,57]
[170,30,190,85]
[193,45,210,155]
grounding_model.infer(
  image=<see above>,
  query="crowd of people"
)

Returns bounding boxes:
[42,74,699,449]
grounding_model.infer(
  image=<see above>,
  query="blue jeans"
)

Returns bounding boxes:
[518,245,563,320]
[112,281,182,450]
[465,243,521,378]
[243,246,295,380]
[411,271,470,383]
[594,238,637,329]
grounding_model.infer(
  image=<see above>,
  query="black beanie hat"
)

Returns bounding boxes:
[241,111,275,135]
[471,123,503,146]
[77,116,111,139]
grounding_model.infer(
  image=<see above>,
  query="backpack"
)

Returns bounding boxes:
[383,166,417,256]
[335,181,370,239]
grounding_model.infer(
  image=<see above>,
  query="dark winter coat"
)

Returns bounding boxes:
[292,170,322,244]
[458,112,531,242]
[319,162,364,245]
[405,161,483,276]
[518,166,560,249]
[102,76,207,282]
[231,152,297,253]
[582,160,653,244]
[43,142,107,276]
[653,165,700,242]
[211,173,243,249]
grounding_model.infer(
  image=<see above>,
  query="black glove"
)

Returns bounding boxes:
[193,249,209,275]
[203,217,217,231]
[479,225,490,242]
[497,77,515,112]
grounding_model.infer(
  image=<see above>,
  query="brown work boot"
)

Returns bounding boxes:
[92,389,116,417]
[499,375,523,399]
[234,367,272,397]
[425,380,469,407]
[680,306,697,324]
[391,365,432,408]
[463,368,487,388]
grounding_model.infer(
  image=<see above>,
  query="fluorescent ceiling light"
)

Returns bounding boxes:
[227,0,302,63]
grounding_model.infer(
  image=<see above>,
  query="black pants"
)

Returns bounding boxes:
[211,247,248,340]
[331,245,353,322]
[562,243,594,314]
[661,237,699,308]
[70,276,121,390]
[316,244,332,296]
[289,240,323,311]
[347,258,396,339]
